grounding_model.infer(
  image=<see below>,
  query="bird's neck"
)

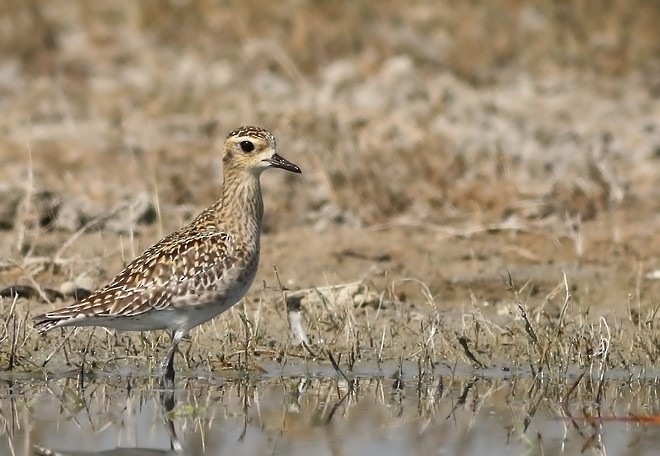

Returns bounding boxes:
[213,168,264,236]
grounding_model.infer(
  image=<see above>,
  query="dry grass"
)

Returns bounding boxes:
[0,0,658,225]
[3,0,659,78]
[0,0,659,378]
[0,270,659,382]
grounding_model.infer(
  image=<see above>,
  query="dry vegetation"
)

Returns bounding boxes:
[0,0,659,381]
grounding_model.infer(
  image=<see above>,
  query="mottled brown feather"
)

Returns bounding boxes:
[32,125,298,337]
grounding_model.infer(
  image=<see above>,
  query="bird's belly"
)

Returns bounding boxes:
[167,264,258,331]
[96,291,243,333]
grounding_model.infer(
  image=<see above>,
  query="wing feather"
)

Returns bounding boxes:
[36,231,234,325]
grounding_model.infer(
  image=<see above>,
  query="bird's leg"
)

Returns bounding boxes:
[160,330,184,388]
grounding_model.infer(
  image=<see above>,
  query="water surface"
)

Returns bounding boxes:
[2,365,659,455]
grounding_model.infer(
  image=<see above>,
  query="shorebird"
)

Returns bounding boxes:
[33,126,301,385]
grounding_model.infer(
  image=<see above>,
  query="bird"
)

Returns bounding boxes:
[33,125,301,386]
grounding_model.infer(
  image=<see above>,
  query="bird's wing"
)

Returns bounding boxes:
[35,231,235,325]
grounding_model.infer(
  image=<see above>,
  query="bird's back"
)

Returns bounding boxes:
[34,204,259,333]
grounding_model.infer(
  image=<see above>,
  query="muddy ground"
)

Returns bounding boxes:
[0,1,659,375]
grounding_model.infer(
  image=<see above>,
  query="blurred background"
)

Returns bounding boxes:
[1,5,659,453]
[0,0,658,302]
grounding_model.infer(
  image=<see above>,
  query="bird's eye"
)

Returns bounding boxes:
[240,141,255,153]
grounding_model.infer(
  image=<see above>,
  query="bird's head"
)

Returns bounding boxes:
[223,126,301,176]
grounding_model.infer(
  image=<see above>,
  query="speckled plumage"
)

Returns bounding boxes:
[33,126,301,384]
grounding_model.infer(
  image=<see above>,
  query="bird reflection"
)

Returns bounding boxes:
[33,389,185,456]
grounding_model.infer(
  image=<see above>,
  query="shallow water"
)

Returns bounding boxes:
[2,365,660,456]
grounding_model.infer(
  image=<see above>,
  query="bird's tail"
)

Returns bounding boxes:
[33,301,95,333]
[32,315,63,333]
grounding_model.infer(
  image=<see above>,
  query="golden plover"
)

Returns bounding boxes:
[34,125,301,384]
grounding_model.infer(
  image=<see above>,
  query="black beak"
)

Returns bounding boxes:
[266,153,302,173]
